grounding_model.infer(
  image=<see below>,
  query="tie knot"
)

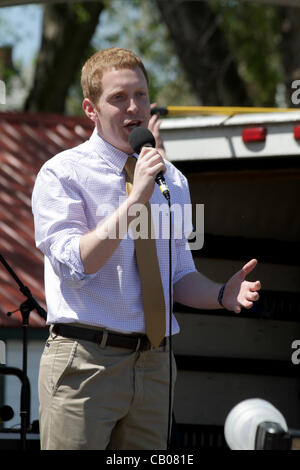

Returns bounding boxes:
[124,156,136,182]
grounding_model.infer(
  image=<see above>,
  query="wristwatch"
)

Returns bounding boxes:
[218,283,226,308]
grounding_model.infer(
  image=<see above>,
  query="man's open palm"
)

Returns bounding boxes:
[222,259,261,314]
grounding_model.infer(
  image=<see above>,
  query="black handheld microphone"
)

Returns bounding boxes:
[128,127,170,201]
[0,405,14,423]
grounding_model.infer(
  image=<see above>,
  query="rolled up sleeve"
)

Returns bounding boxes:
[173,238,197,285]
[172,175,197,285]
[32,163,95,286]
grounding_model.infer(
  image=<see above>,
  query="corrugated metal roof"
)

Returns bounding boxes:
[0,111,93,327]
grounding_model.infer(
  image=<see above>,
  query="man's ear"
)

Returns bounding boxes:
[82,98,98,122]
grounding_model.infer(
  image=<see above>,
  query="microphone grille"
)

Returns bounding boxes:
[128,127,156,154]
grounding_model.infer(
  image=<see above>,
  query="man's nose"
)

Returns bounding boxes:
[127,98,138,113]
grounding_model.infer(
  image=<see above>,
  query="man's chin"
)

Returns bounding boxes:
[120,129,142,153]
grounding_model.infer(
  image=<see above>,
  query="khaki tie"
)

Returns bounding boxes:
[124,156,166,349]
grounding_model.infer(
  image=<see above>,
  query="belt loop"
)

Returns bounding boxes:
[135,337,141,352]
[50,324,57,339]
[100,330,108,348]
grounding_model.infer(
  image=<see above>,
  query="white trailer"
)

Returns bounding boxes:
[159,110,300,448]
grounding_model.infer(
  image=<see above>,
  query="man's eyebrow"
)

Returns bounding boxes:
[106,85,148,97]
[107,88,124,96]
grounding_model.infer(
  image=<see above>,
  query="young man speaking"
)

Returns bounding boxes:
[32,47,261,450]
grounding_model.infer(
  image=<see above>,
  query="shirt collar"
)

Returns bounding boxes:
[89,127,135,174]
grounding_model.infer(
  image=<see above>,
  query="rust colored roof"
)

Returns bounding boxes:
[0,111,93,327]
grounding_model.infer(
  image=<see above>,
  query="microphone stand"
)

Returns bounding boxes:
[0,253,47,450]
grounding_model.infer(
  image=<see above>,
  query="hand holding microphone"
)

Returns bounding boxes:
[128,127,170,201]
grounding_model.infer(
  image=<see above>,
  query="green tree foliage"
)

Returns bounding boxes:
[155,0,250,106]
[0,13,22,96]
[25,1,105,113]
[67,0,197,114]
[210,0,283,106]
[2,0,294,112]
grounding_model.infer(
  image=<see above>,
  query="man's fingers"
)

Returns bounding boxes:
[246,291,260,302]
[249,280,261,292]
[243,300,254,309]
[139,148,165,171]
[240,259,258,279]
[234,300,253,314]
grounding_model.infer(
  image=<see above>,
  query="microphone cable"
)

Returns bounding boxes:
[166,195,173,450]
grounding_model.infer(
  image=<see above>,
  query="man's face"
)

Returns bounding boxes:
[94,66,151,154]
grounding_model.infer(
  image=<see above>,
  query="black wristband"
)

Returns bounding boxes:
[218,283,226,308]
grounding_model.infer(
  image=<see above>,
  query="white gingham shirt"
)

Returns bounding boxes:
[32,128,196,336]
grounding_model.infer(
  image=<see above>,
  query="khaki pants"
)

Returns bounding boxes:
[38,327,177,450]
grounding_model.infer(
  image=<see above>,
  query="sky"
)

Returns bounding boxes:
[0,5,43,67]
[0,2,189,109]
[0,3,115,68]
[0,3,146,109]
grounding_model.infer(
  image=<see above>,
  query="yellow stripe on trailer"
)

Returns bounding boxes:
[165,106,299,116]
[151,105,300,117]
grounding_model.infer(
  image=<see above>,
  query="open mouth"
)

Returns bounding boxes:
[124,120,142,132]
